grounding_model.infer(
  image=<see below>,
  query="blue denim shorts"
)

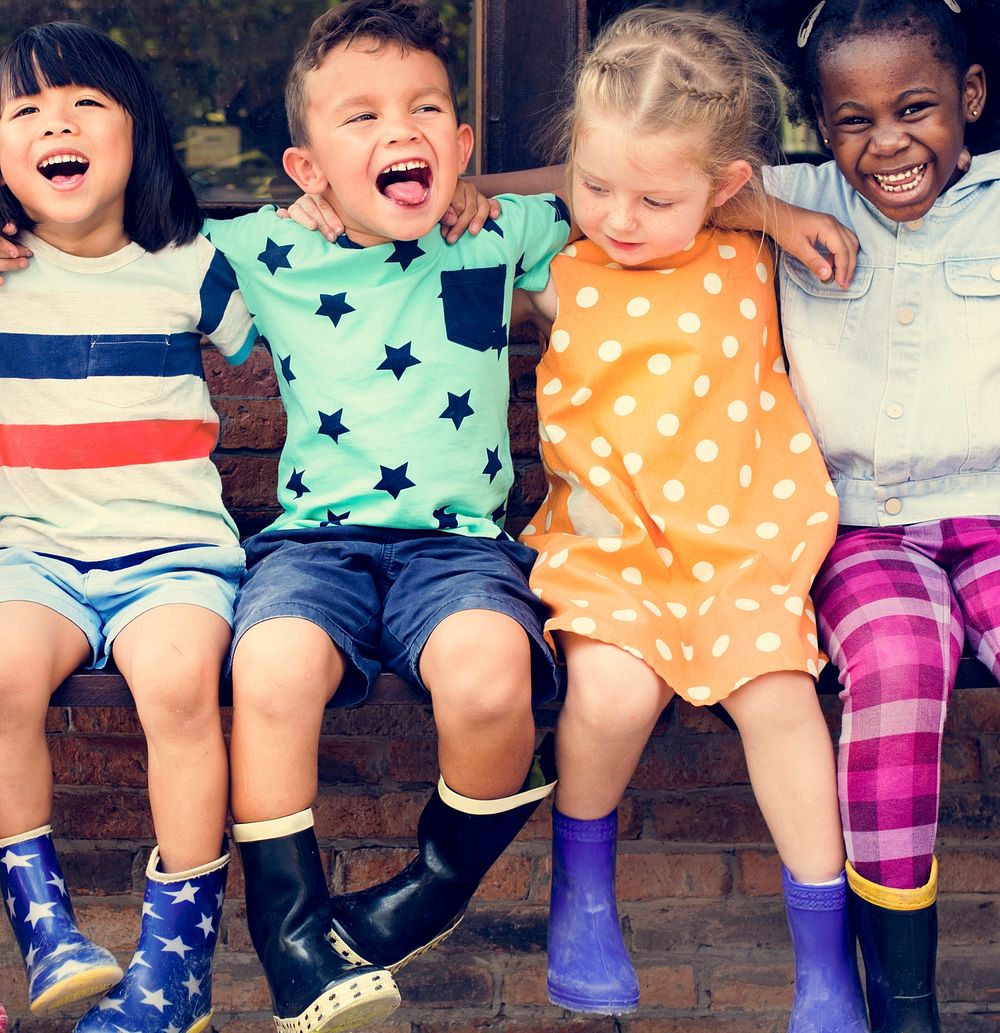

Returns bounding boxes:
[231,526,561,707]
[0,544,245,668]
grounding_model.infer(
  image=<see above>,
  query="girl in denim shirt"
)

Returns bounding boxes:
[751,0,1000,1028]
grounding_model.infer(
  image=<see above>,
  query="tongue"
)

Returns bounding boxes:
[49,173,85,186]
[384,180,427,205]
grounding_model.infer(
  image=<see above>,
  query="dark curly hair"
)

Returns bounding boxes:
[743,0,1000,154]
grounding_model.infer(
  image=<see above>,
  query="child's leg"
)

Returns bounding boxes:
[547,634,672,1015]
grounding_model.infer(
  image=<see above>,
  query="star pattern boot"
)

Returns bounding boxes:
[74,846,228,1033]
[0,825,122,1015]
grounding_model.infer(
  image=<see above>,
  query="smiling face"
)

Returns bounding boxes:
[816,32,985,222]
[570,118,750,267]
[282,39,473,248]
[0,81,133,256]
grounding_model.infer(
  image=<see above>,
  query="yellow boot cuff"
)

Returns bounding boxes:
[846,857,938,911]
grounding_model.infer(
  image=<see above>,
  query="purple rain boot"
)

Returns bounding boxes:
[546,807,639,1015]
[783,866,870,1032]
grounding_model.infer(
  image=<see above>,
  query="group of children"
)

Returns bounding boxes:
[0,0,996,1031]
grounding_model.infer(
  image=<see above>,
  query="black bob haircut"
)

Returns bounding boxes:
[0,21,200,251]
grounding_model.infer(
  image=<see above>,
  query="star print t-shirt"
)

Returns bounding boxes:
[205,193,570,538]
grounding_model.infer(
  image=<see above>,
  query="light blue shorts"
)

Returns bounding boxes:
[0,544,245,668]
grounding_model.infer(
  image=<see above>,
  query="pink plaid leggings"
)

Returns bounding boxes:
[812,517,1000,890]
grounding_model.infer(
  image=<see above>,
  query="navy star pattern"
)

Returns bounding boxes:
[257,238,294,275]
[316,292,356,327]
[439,390,474,430]
[483,216,504,238]
[492,501,507,524]
[375,463,415,499]
[286,469,310,498]
[278,354,296,383]
[482,446,503,483]
[548,196,572,225]
[385,239,425,271]
[318,409,350,443]
[515,253,526,279]
[434,506,459,530]
[378,342,421,380]
[321,509,351,526]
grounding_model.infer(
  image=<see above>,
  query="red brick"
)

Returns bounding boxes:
[508,399,540,457]
[940,735,983,784]
[705,960,794,1010]
[204,344,278,397]
[939,849,1000,893]
[49,735,148,787]
[317,737,385,785]
[52,789,154,840]
[618,851,731,900]
[216,397,287,450]
[384,736,438,782]
[633,734,750,789]
[67,707,143,734]
[948,688,1000,733]
[736,850,782,897]
[216,454,280,508]
[334,846,415,891]
[650,791,770,844]
[937,789,1000,839]
[638,963,698,1009]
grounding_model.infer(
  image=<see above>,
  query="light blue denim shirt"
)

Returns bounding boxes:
[764,152,1000,527]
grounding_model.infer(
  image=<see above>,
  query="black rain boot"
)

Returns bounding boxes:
[233,810,400,1033]
[328,733,557,972]
[848,858,941,1033]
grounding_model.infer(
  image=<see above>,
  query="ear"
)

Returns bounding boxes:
[711,159,753,209]
[963,62,987,123]
[455,122,475,175]
[282,145,331,195]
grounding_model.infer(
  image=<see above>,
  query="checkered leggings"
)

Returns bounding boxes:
[812,517,1000,890]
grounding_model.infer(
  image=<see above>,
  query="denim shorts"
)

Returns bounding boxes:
[0,544,245,668]
[231,525,561,707]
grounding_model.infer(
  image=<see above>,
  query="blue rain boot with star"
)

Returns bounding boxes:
[0,825,123,1015]
[75,844,228,1033]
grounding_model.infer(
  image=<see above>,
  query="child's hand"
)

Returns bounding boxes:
[277,194,344,242]
[773,204,859,288]
[0,223,31,285]
[440,179,501,244]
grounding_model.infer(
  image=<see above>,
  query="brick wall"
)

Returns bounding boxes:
[1,337,998,1030]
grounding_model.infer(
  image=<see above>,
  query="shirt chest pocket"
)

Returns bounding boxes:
[944,258,1000,349]
[779,255,875,349]
[86,335,169,408]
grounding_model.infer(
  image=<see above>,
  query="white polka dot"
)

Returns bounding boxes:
[577,286,600,308]
[694,375,711,397]
[589,466,611,487]
[544,510,553,530]
[598,339,622,362]
[657,546,673,566]
[614,395,637,416]
[790,433,813,454]
[663,479,686,502]
[627,296,651,317]
[597,537,622,552]
[773,479,796,500]
[770,584,790,596]
[785,596,805,616]
[570,598,590,608]
[826,481,838,497]
[807,658,819,677]
[756,522,779,539]
[643,600,662,616]
[739,557,755,569]
[693,561,715,583]
[622,567,643,585]
[756,632,782,653]
[656,639,673,660]
[807,511,830,525]
[697,523,719,536]
[657,413,680,437]
[537,551,548,565]
[755,429,762,449]
[712,635,730,657]
[546,424,566,444]
[564,244,578,257]
[648,353,671,375]
[735,598,760,611]
[733,676,752,691]
[703,272,723,294]
[756,261,769,283]
[696,440,719,462]
[687,686,711,701]
[791,541,807,563]
[678,312,701,334]
[682,238,696,251]
[532,587,543,598]
[538,421,549,443]
[624,646,644,660]
[739,465,753,488]
[728,400,749,423]
[760,390,776,411]
[571,616,597,634]
[549,548,569,568]
[722,335,739,358]
[762,327,768,346]
[571,387,592,406]
[681,642,695,661]
[699,595,716,615]
[522,523,536,536]
[753,362,761,385]
[708,505,730,527]
[624,452,643,474]
[718,244,737,259]
[591,436,612,457]
[807,632,818,649]
[550,329,571,352]
[739,298,757,320]
[773,356,787,374]
[542,377,562,396]
[666,601,687,618]
[613,609,638,622]
[651,515,667,533]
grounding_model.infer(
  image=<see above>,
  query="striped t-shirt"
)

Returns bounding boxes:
[0,231,256,562]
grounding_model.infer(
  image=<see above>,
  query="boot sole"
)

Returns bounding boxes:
[30,964,124,1015]
[272,970,401,1033]
[548,984,639,1015]
[327,910,465,974]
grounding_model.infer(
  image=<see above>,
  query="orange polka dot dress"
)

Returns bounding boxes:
[521,230,838,705]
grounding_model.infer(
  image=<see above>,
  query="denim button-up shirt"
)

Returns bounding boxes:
[764,153,1000,527]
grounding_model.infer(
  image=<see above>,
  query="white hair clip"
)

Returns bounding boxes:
[797,0,826,47]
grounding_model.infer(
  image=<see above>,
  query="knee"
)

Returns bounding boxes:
[564,663,667,741]
[839,644,950,707]
[0,655,63,734]
[130,644,222,737]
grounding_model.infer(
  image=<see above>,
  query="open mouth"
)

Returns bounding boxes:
[871,163,927,194]
[376,160,431,207]
[38,153,90,184]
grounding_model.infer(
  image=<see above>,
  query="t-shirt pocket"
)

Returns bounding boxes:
[440,265,508,354]
[944,257,1000,349]
[86,335,168,408]
[779,255,874,349]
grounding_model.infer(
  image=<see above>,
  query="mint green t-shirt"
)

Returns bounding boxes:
[206,193,570,538]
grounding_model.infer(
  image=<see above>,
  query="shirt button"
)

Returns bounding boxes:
[884,497,903,516]
[992,264,1000,281]
[897,307,915,324]
[906,218,923,231]
[887,403,903,419]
